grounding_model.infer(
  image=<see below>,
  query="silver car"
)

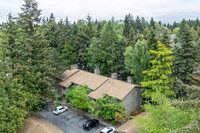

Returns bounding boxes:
[53,106,68,115]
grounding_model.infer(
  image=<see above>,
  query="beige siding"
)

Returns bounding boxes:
[122,87,142,118]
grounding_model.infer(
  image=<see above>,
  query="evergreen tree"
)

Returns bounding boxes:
[16,0,56,108]
[88,22,121,76]
[161,27,171,48]
[74,15,95,70]
[126,27,136,47]
[172,21,178,30]
[147,27,158,51]
[174,22,197,84]
[18,0,41,35]
[141,42,175,99]
[141,17,148,32]
[177,19,187,39]
[135,16,142,33]
[194,18,200,30]
[62,41,76,68]
[173,80,200,133]
[123,14,134,38]
[0,31,29,132]
[43,13,57,48]
[150,17,155,29]
[124,40,150,84]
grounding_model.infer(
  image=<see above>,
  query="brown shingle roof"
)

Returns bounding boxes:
[56,69,79,81]
[19,112,64,133]
[59,69,140,100]
[59,69,109,90]
[88,78,138,100]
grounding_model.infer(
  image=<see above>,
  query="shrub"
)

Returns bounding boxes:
[65,87,75,102]
[88,94,127,121]
[112,120,117,126]
[66,85,89,109]
[54,101,61,108]
[57,95,62,101]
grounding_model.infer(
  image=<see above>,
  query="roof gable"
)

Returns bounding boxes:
[59,69,140,100]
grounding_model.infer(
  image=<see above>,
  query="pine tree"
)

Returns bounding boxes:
[126,27,136,47]
[123,14,134,38]
[88,22,121,76]
[141,42,175,99]
[150,17,155,29]
[124,40,150,84]
[74,15,95,70]
[177,19,187,39]
[174,22,197,84]
[161,27,171,48]
[16,0,56,108]
[43,13,57,48]
[147,27,158,51]
[0,30,30,132]
[135,16,142,33]
[62,41,76,68]
[173,80,200,133]
[4,13,18,69]
[18,0,41,35]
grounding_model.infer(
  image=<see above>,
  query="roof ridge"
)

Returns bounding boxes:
[77,69,140,86]
[62,69,80,81]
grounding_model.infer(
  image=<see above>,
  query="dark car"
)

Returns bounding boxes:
[83,119,99,130]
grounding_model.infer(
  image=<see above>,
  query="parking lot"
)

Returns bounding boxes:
[39,109,105,133]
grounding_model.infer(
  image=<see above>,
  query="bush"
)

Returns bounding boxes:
[112,120,117,126]
[57,95,63,101]
[66,85,89,109]
[88,94,127,121]
[131,106,144,117]
[65,87,75,102]
[54,101,61,108]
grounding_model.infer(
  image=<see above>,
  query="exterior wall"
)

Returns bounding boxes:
[122,87,142,118]
[54,79,63,95]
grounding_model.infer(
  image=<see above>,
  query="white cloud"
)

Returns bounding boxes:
[0,0,200,23]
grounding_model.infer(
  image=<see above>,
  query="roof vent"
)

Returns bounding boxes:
[127,76,134,84]
[70,64,78,70]
[111,73,117,80]
[94,67,100,75]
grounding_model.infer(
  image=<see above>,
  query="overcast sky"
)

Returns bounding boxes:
[1,0,200,24]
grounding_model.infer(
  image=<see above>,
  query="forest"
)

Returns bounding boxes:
[0,0,200,132]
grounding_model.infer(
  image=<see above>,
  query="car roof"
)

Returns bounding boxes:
[101,127,114,132]
[84,119,98,124]
[56,106,64,109]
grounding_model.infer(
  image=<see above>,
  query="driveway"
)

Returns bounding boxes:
[39,109,105,133]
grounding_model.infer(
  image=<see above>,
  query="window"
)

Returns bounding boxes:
[74,84,79,87]
[87,97,91,101]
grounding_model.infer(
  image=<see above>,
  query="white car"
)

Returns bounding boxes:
[100,126,115,133]
[53,106,68,115]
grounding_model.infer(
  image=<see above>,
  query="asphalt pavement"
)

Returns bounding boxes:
[39,109,105,133]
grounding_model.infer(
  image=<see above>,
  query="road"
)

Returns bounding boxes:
[39,109,105,133]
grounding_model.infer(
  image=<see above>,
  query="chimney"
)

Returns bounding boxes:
[94,67,100,75]
[70,64,78,70]
[127,76,134,84]
[111,73,118,80]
